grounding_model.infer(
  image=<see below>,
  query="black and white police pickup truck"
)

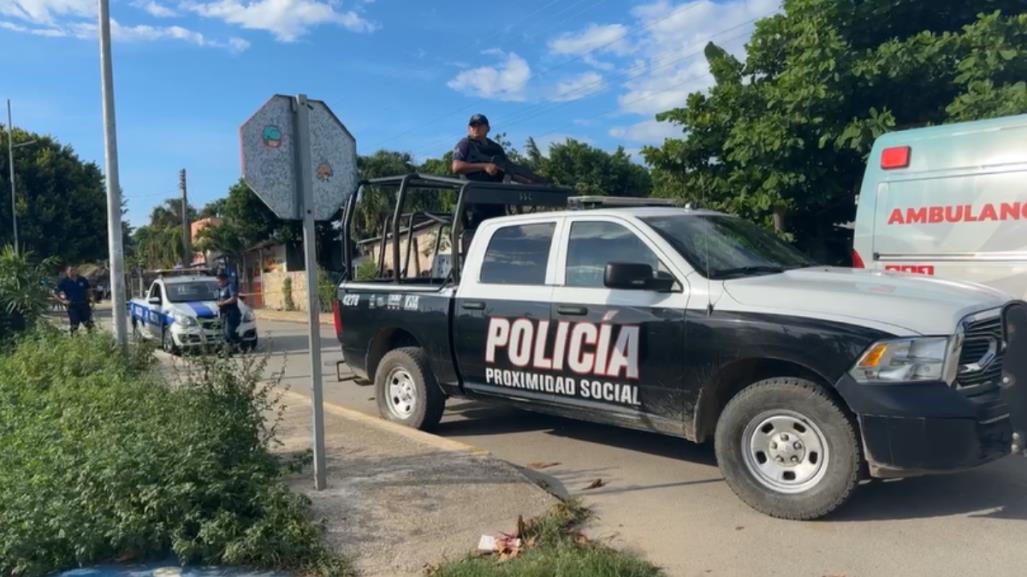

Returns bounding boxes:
[334,175,1027,519]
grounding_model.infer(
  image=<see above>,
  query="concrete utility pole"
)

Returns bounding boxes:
[98,0,127,346]
[180,169,191,267]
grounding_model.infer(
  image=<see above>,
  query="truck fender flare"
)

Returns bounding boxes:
[690,356,837,443]
[365,327,422,382]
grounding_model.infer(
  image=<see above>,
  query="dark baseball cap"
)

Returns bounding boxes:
[468,113,489,126]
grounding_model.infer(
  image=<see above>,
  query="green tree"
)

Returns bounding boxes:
[196,179,295,260]
[128,199,199,269]
[644,0,1027,262]
[527,138,652,197]
[0,127,107,263]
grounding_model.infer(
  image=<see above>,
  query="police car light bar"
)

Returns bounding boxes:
[568,196,683,210]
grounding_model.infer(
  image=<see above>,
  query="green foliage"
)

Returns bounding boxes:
[128,198,201,269]
[354,259,378,281]
[0,331,350,577]
[525,138,652,197]
[0,246,56,342]
[0,127,107,262]
[644,0,1027,263]
[318,268,338,313]
[432,502,661,577]
[283,276,295,311]
[194,179,297,262]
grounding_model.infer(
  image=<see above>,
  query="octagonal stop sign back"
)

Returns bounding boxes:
[241,95,358,220]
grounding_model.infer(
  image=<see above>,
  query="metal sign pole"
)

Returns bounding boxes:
[294,94,328,490]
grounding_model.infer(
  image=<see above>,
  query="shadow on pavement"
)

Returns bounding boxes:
[835,458,1027,522]
[438,400,718,466]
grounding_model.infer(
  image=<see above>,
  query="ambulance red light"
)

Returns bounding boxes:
[881,146,910,169]
[852,249,865,268]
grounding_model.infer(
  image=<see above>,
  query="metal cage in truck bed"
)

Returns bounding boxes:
[342,173,572,284]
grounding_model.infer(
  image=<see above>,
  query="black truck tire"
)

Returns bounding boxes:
[714,377,861,520]
[375,347,445,431]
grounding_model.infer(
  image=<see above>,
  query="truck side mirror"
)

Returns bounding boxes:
[605,263,651,290]
[148,296,161,305]
[604,263,676,292]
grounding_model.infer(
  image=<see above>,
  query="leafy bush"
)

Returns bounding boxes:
[0,329,350,577]
[282,276,295,311]
[0,246,56,342]
[318,268,338,313]
[355,259,378,281]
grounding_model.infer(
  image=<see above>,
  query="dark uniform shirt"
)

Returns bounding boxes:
[453,137,506,182]
[57,276,91,304]
[218,283,240,315]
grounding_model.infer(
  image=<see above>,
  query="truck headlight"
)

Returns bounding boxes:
[177,316,198,328]
[850,337,957,383]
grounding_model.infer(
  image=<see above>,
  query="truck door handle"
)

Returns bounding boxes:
[557,305,588,316]
[462,301,485,310]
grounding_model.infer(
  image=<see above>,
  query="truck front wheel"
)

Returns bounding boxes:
[375,347,445,431]
[714,377,861,520]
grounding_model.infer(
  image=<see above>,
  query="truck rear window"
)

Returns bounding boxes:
[480,223,555,285]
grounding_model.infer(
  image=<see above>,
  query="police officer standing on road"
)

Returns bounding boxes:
[55,265,94,334]
[215,272,241,352]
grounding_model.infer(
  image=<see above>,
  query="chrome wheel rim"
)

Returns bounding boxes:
[386,367,417,419]
[742,410,829,494]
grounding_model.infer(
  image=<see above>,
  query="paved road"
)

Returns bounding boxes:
[250,318,1027,577]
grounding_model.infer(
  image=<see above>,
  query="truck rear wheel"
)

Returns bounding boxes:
[714,377,860,520]
[375,347,445,431]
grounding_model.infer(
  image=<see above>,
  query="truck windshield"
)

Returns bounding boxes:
[166,281,220,302]
[642,215,816,279]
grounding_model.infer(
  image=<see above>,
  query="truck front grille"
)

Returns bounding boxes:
[955,312,1003,394]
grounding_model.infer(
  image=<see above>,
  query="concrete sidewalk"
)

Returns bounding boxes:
[275,391,559,577]
[255,308,334,326]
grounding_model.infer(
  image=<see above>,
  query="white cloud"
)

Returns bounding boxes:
[228,36,250,52]
[618,57,713,115]
[183,0,377,42]
[608,119,681,144]
[549,23,631,57]
[1,0,250,50]
[551,71,605,102]
[0,19,65,35]
[447,51,531,101]
[619,0,779,115]
[68,18,250,51]
[133,0,177,17]
[0,0,92,25]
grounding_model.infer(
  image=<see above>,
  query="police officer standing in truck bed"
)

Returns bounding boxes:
[451,114,506,182]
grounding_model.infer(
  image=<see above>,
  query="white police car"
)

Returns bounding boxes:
[129,276,258,354]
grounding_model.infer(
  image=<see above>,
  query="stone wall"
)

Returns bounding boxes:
[262,270,311,312]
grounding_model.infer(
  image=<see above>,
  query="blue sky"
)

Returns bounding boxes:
[1,0,777,226]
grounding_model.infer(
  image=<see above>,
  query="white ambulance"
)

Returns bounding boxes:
[853,114,1027,299]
